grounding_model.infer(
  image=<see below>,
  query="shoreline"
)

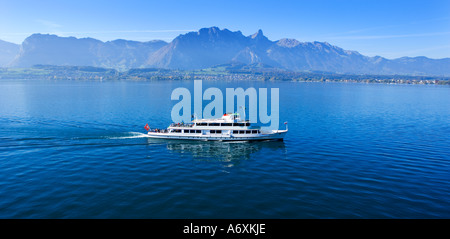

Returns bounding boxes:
[1,66,449,85]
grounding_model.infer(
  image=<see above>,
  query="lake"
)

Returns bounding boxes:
[0,79,449,218]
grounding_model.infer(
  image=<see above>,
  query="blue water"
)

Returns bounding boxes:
[0,79,449,218]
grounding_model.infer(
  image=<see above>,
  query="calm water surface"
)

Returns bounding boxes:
[0,79,449,218]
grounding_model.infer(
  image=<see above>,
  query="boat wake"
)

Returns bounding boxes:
[106,132,150,140]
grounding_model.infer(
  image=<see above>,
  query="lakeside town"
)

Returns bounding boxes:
[1,65,449,85]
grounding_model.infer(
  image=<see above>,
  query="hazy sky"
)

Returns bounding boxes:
[1,0,449,59]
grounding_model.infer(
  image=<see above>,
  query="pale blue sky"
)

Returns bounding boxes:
[1,0,449,59]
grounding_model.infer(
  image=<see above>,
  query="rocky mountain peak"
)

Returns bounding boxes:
[251,29,264,39]
[276,38,301,48]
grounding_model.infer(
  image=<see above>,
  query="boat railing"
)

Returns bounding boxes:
[170,121,252,128]
[150,128,169,133]
[170,123,194,128]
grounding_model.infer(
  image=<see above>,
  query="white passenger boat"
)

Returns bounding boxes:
[145,113,287,141]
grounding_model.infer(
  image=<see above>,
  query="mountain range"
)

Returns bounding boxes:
[1,27,450,76]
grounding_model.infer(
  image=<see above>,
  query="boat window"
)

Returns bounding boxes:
[209,123,220,126]
[196,130,201,133]
[210,130,215,134]
[174,129,181,133]
[245,130,250,134]
[216,130,222,134]
[234,123,245,127]
[238,131,244,134]
[221,123,232,126]
[252,130,257,134]
[233,130,239,134]
[245,123,250,126]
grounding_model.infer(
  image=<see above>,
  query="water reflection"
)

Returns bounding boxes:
[148,139,286,167]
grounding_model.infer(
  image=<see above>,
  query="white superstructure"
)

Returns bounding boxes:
[146,113,287,141]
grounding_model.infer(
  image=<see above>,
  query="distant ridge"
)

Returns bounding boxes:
[0,39,20,67]
[8,34,167,70]
[1,27,450,76]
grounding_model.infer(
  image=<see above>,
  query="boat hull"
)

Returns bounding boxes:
[147,130,287,141]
